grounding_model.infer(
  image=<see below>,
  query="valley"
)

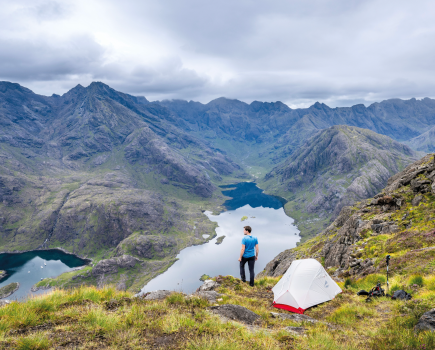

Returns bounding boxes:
[1,81,435,294]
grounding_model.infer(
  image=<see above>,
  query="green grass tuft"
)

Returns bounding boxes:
[409,274,424,287]
[16,332,51,350]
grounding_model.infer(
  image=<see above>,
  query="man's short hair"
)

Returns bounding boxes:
[244,226,252,233]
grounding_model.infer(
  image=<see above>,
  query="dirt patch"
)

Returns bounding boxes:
[147,330,190,349]
[9,322,56,336]
[59,299,98,309]
[104,297,132,311]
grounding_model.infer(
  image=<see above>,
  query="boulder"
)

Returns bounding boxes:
[412,194,423,207]
[193,291,223,303]
[209,304,260,325]
[414,309,435,333]
[199,279,220,291]
[270,312,335,328]
[144,290,173,300]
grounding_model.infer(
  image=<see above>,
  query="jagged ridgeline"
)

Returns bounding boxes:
[0,82,246,291]
[2,80,435,292]
[261,125,419,239]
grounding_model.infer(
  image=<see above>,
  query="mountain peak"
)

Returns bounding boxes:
[0,81,33,94]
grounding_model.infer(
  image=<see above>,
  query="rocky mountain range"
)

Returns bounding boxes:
[1,80,435,290]
[261,125,419,238]
[0,81,246,289]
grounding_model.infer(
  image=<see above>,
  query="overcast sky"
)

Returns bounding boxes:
[0,0,434,107]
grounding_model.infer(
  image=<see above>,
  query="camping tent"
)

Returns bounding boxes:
[272,258,342,314]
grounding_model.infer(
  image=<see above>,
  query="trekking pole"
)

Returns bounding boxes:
[386,255,391,294]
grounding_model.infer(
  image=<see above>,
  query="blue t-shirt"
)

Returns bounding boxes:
[242,235,258,258]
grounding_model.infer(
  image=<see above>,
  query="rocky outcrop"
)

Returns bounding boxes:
[209,304,260,325]
[414,309,435,333]
[91,255,140,277]
[263,126,417,238]
[31,284,51,293]
[262,154,435,279]
[257,250,297,278]
[0,81,242,258]
[116,235,178,260]
[193,291,223,303]
[321,154,435,273]
[199,280,220,291]
[144,290,173,300]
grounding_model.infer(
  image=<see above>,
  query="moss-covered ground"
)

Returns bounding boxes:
[1,273,435,349]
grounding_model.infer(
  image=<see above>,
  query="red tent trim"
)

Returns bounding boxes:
[272,302,305,314]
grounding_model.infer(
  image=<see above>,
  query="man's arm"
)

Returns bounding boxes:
[238,245,245,262]
[255,244,259,261]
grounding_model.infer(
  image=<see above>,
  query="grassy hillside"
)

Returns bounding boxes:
[3,155,435,349]
[1,274,435,349]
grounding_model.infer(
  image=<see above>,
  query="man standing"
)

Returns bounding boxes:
[238,225,259,287]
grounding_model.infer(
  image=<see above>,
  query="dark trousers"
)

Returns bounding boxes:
[240,256,255,286]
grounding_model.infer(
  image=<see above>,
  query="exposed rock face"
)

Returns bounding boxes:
[0,81,243,257]
[263,125,418,238]
[160,96,435,150]
[193,291,223,302]
[406,125,435,153]
[209,304,260,325]
[144,290,173,300]
[92,255,140,277]
[321,153,435,272]
[262,154,435,279]
[199,280,220,291]
[414,309,435,333]
[257,250,297,278]
[115,234,178,260]
[2,80,435,293]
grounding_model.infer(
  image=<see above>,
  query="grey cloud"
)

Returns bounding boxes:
[1,0,435,107]
[33,1,70,21]
[0,35,105,81]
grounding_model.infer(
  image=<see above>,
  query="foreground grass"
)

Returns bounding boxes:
[1,274,435,349]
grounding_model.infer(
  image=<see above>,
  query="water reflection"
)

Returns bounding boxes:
[142,183,299,294]
[0,250,89,300]
[220,182,286,210]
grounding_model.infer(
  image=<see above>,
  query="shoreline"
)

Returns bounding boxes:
[0,282,20,299]
[0,247,93,266]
